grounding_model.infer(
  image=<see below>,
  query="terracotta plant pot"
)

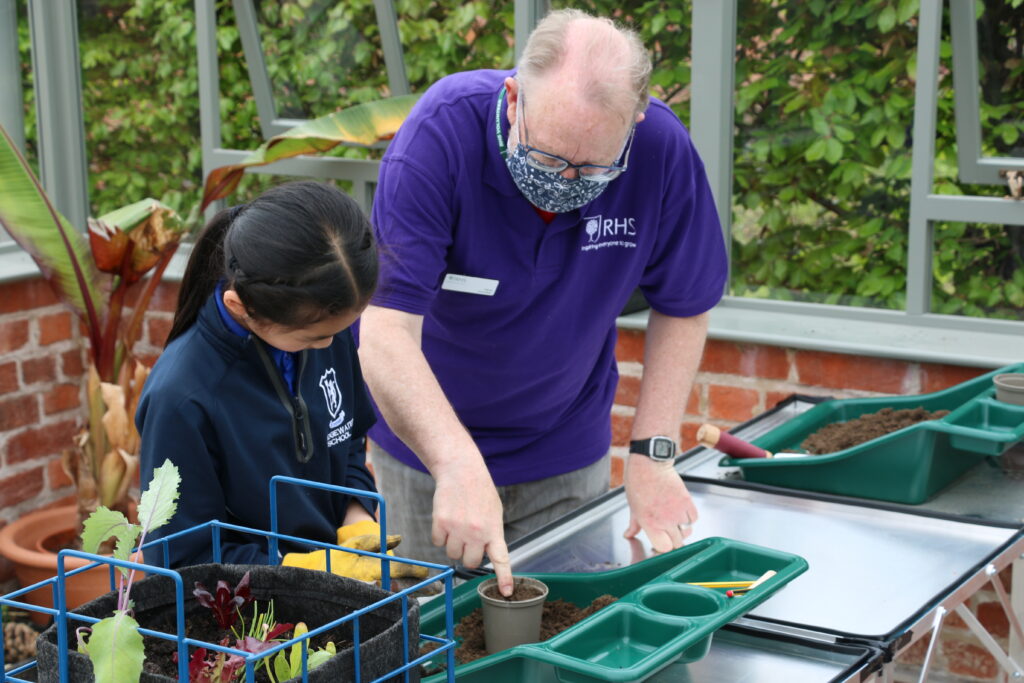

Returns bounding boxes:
[0,505,121,626]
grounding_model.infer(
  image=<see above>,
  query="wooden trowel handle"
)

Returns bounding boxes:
[697,424,772,459]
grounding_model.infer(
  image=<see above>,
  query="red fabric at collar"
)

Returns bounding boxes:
[533,206,557,224]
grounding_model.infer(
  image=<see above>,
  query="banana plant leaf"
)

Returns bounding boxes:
[200,94,421,211]
[89,198,184,282]
[0,124,105,349]
[98,197,184,238]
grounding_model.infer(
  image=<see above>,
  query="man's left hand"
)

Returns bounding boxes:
[622,453,696,552]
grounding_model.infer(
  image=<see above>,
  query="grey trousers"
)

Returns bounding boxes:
[370,443,611,569]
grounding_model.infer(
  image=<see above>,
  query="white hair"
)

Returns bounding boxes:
[517,9,652,119]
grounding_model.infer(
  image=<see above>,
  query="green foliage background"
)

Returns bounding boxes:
[12,0,1024,319]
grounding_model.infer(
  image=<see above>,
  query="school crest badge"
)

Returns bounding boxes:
[319,368,345,427]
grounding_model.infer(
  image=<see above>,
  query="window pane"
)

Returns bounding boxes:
[398,0,515,90]
[0,0,30,250]
[551,0,693,120]
[729,0,916,310]
[78,1,201,217]
[256,0,515,117]
[932,221,1024,320]
[931,5,1013,203]
[977,0,1024,161]
[258,0,390,117]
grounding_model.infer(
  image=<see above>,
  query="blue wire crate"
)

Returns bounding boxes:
[0,476,456,683]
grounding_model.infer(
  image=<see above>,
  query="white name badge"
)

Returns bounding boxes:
[441,273,500,296]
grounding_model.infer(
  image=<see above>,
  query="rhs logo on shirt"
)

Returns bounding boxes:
[581,214,637,251]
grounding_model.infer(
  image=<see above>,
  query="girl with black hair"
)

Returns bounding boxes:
[137,181,421,580]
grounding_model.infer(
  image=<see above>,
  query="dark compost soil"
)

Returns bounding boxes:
[481,581,545,601]
[141,601,347,681]
[422,594,617,669]
[801,407,950,454]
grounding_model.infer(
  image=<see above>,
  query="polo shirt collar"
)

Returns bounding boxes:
[214,280,250,338]
[213,280,299,393]
[482,84,521,198]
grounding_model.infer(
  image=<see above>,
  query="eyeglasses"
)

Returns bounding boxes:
[516,91,635,183]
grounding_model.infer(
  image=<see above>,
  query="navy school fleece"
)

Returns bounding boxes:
[137,293,377,568]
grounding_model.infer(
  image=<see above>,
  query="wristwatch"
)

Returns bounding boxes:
[629,436,677,462]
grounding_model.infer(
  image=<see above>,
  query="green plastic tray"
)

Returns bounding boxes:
[419,537,808,682]
[723,362,1024,504]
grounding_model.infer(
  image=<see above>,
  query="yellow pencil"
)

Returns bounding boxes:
[728,570,779,597]
[687,580,756,589]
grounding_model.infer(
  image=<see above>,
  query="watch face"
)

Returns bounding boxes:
[652,437,674,459]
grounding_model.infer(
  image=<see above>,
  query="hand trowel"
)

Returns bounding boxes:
[697,424,812,459]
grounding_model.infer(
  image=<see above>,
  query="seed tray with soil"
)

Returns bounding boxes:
[721,364,1024,504]
[417,536,808,683]
[800,407,949,454]
[420,594,618,672]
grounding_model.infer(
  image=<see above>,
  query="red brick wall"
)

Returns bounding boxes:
[0,277,179,526]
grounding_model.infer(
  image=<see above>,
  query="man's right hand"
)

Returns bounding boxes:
[358,305,514,595]
[430,456,513,596]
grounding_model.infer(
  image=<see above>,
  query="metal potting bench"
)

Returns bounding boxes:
[497,397,1024,682]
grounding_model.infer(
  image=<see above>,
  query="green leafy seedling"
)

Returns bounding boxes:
[77,459,181,683]
[271,622,335,683]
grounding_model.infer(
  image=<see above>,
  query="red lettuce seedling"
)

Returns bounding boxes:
[236,622,295,656]
[194,572,254,630]
[185,641,244,683]
[184,595,293,681]
[232,600,293,680]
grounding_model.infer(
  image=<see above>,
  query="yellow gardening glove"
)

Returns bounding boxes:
[282,523,427,583]
[336,520,381,545]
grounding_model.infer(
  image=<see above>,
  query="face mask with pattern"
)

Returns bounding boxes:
[504,121,612,213]
[500,87,630,214]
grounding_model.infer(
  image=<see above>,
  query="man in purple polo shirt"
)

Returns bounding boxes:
[359,9,727,595]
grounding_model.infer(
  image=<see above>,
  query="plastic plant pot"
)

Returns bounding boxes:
[477,576,549,654]
[994,373,1024,406]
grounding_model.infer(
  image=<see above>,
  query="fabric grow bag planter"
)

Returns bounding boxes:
[36,563,419,682]
[722,363,1024,504]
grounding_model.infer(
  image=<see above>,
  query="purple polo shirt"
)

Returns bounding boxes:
[368,69,727,486]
